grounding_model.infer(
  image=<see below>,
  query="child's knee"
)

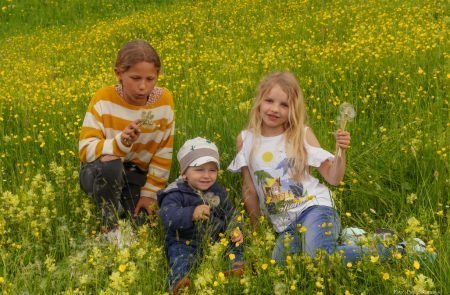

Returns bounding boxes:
[303,230,337,257]
[80,158,124,195]
[97,158,124,184]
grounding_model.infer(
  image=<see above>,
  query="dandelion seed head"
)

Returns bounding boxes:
[337,102,356,127]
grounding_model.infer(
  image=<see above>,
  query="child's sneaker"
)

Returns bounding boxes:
[374,228,406,253]
[374,228,396,241]
[341,227,367,245]
[223,261,245,277]
[374,228,401,245]
[399,238,437,263]
[172,276,190,295]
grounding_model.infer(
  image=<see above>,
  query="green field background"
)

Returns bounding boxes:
[0,0,448,294]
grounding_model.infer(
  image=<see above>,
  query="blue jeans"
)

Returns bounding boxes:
[167,242,244,288]
[272,205,387,263]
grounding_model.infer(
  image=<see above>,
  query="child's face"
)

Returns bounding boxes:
[259,84,290,135]
[115,61,158,106]
[184,162,218,192]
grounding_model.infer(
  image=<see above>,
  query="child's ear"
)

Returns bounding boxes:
[114,68,121,80]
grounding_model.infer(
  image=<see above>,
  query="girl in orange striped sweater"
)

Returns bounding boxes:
[79,40,175,232]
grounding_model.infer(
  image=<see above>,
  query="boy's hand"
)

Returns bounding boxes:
[121,119,142,147]
[193,204,210,221]
[335,129,351,150]
[230,227,244,245]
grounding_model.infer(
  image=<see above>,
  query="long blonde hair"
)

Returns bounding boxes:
[247,72,307,181]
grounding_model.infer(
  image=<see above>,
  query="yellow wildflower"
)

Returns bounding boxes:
[405,217,424,236]
[218,272,225,281]
[393,252,402,260]
[413,274,434,293]
[407,193,417,204]
[315,280,324,289]
[370,255,379,263]
[118,264,127,272]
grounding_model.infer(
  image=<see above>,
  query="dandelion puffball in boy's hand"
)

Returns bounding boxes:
[192,204,210,221]
[230,227,243,245]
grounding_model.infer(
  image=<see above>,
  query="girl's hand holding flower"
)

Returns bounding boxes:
[335,130,351,153]
[134,197,156,216]
[121,119,142,147]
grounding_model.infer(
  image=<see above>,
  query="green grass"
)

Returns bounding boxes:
[0,0,448,294]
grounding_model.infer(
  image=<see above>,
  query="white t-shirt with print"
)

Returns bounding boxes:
[228,129,335,233]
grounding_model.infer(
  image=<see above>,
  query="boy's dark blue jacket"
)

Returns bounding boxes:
[157,179,236,248]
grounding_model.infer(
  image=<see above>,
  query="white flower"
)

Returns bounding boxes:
[336,102,356,157]
[204,192,221,208]
[337,102,356,129]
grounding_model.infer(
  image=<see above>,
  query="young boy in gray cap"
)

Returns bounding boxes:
[157,137,244,294]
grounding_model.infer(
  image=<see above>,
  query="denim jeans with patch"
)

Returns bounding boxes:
[272,205,390,263]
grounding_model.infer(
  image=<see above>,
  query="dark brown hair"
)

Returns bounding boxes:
[114,39,161,73]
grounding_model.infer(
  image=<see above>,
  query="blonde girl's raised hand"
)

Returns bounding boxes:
[230,227,244,245]
[306,127,347,186]
[120,119,142,147]
[335,129,351,152]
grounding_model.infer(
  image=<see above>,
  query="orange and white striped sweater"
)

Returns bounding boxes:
[79,85,175,199]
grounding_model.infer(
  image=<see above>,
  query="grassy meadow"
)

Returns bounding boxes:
[0,0,448,294]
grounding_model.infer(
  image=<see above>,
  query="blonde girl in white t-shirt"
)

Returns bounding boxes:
[228,72,374,263]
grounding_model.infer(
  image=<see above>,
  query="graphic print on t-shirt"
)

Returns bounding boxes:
[254,156,306,215]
